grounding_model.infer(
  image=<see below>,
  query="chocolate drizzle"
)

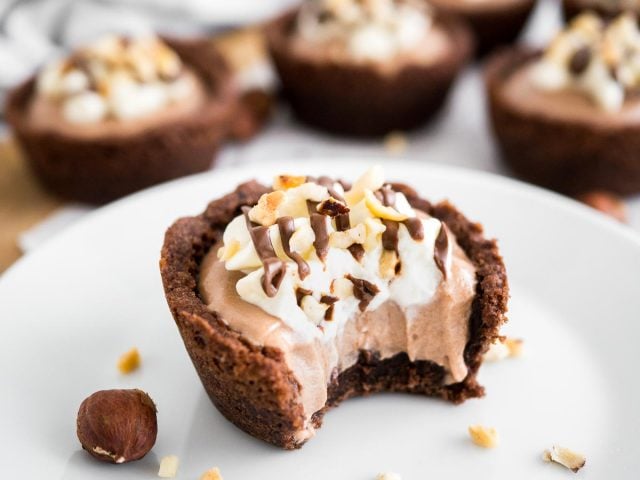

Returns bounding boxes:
[277,216,310,279]
[320,295,338,321]
[403,217,424,241]
[310,213,330,261]
[335,213,365,261]
[295,287,312,306]
[434,221,449,280]
[242,207,286,297]
[381,219,399,252]
[308,176,345,202]
[377,185,397,207]
[346,274,380,311]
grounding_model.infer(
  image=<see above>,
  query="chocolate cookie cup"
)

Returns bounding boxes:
[160,179,508,449]
[486,48,640,195]
[265,11,473,137]
[562,0,636,21]
[6,38,237,204]
[428,0,536,56]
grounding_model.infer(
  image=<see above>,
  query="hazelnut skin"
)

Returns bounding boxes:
[76,389,157,464]
[576,191,627,223]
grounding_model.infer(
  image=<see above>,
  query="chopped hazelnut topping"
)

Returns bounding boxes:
[317,197,350,217]
[248,190,286,226]
[379,249,399,279]
[158,455,179,478]
[383,131,408,155]
[274,175,307,191]
[330,224,366,249]
[117,347,140,374]
[468,425,499,448]
[364,189,408,221]
[200,467,224,480]
[543,445,586,472]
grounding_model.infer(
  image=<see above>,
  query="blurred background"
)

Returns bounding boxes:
[1,0,639,273]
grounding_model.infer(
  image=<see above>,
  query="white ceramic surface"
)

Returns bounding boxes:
[1,160,639,479]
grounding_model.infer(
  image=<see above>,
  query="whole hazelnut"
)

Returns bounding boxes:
[76,389,157,464]
[576,190,627,223]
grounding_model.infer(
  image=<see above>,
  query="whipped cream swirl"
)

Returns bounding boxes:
[218,167,453,341]
[296,0,432,61]
[37,35,194,124]
[530,12,640,111]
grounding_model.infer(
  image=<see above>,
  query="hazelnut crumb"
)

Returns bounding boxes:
[576,190,627,223]
[543,445,586,472]
[375,473,402,480]
[383,131,408,155]
[158,455,179,478]
[484,337,524,361]
[468,424,499,448]
[505,337,524,357]
[117,347,141,374]
[200,467,224,480]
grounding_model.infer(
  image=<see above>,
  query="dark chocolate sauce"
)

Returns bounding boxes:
[310,213,330,261]
[242,207,286,297]
[295,287,312,306]
[381,219,399,252]
[433,221,449,280]
[320,295,338,321]
[277,216,310,280]
[346,274,380,311]
[403,217,424,241]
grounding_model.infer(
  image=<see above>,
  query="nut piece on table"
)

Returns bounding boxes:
[543,445,586,473]
[375,473,402,480]
[576,190,627,223]
[158,455,180,478]
[468,424,499,448]
[117,347,141,374]
[383,131,408,155]
[76,389,157,464]
[200,467,224,480]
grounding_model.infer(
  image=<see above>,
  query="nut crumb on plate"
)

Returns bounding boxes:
[200,467,224,480]
[468,424,499,448]
[484,337,523,361]
[543,445,586,472]
[376,473,402,480]
[158,455,179,478]
[117,347,141,374]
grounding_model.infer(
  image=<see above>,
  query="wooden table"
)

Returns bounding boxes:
[0,139,61,273]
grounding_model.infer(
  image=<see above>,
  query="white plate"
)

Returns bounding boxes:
[1,160,639,479]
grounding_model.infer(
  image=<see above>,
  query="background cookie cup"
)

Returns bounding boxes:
[6,38,238,205]
[561,0,635,21]
[428,0,536,57]
[265,10,473,137]
[159,179,508,450]
[485,47,640,195]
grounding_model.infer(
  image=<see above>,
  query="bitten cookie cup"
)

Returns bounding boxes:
[562,0,637,21]
[6,39,238,205]
[485,48,640,195]
[160,180,508,450]
[428,0,537,57]
[265,11,473,137]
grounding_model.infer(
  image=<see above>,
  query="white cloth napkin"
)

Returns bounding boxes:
[0,0,296,108]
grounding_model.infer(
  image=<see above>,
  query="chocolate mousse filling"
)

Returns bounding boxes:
[161,179,508,449]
